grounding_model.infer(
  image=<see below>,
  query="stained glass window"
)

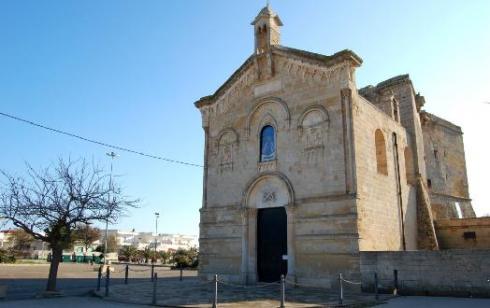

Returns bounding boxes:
[260,125,275,161]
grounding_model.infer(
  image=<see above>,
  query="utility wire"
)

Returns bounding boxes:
[0,111,203,168]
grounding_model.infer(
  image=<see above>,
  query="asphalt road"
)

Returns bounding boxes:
[0,263,195,301]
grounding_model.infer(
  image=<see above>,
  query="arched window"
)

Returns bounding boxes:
[392,99,400,122]
[375,129,388,175]
[260,125,275,162]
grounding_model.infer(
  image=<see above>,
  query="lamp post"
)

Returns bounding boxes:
[104,151,118,265]
[154,212,160,262]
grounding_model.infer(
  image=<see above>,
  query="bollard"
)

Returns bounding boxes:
[151,264,155,281]
[105,266,110,297]
[393,269,398,296]
[180,267,183,281]
[212,274,218,308]
[280,274,285,308]
[152,273,158,305]
[96,266,102,291]
[338,273,343,305]
[125,264,129,285]
[374,272,379,301]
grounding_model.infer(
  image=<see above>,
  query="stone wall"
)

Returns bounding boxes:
[421,112,475,219]
[197,47,363,286]
[435,218,490,249]
[360,250,490,297]
[354,94,417,251]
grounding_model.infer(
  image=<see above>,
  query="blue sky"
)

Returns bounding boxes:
[1,1,489,235]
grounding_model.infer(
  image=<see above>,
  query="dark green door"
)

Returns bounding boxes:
[257,207,288,282]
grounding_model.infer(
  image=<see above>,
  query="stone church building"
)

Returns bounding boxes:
[194,6,477,287]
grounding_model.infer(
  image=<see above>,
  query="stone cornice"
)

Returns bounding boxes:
[194,45,363,110]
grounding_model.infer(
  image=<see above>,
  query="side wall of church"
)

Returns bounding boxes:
[198,53,361,285]
[354,94,418,251]
[421,113,475,219]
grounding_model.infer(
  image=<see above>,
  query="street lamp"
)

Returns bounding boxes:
[154,212,160,262]
[104,151,118,265]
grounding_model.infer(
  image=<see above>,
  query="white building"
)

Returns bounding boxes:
[106,229,198,251]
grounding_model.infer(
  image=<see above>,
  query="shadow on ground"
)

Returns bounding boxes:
[96,277,386,307]
[0,278,151,301]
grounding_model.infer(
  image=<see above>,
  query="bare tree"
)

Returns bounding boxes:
[72,224,101,252]
[0,158,138,293]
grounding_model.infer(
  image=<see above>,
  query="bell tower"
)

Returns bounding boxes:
[251,5,283,54]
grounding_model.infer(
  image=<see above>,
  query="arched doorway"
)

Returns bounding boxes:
[257,207,287,282]
[241,172,295,284]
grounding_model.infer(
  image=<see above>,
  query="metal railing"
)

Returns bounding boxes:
[96,266,399,307]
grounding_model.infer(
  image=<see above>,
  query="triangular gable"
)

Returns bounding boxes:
[195,46,362,108]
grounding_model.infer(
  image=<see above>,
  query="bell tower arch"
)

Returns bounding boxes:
[251,5,283,54]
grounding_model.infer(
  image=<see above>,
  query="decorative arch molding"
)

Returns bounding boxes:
[240,171,297,284]
[242,171,295,209]
[216,127,239,145]
[215,127,239,174]
[245,96,291,138]
[297,104,330,134]
[297,105,330,164]
[256,113,279,137]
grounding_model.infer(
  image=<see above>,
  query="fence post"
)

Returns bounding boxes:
[151,263,155,281]
[374,272,379,301]
[125,264,129,285]
[96,266,102,291]
[105,266,110,297]
[280,274,286,308]
[393,269,398,296]
[212,274,218,308]
[180,267,183,281]
[338,273,343,305]
[152,273,158,305]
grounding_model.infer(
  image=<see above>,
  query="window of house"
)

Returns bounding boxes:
[375,129,388,175]
[463,231,476,240]
[260,125,276,162]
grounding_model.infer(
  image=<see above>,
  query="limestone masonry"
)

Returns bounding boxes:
[194,5,487,289]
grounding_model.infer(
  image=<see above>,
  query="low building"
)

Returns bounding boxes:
[106,229,198,251]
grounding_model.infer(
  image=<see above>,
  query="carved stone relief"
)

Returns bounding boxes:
[217,129,238,174]
[279,57,349,86]
[298,108,329,165]
[262,191,276,204]
[246,175,291,209]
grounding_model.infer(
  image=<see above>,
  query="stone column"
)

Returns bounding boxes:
[340,88,357,194]
[240,207,248,283]
[285,204,296,282]
[202,127,209,208]
[246,208,258,283]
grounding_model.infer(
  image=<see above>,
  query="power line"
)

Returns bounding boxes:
[0,111,203,168]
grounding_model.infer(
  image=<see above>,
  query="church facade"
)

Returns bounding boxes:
[194,6,475,287]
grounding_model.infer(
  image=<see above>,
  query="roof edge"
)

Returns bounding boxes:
[421,111,463,134]
[194,45,364,109]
